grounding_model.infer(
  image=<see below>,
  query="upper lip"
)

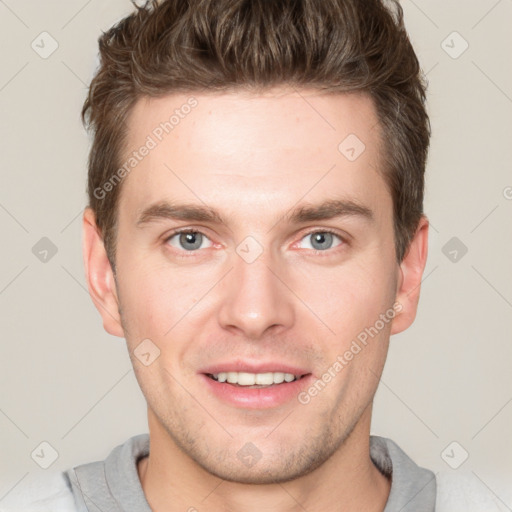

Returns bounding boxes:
[200,361,310,376]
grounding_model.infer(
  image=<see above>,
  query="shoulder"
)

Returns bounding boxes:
[371,436,509,512]
[0,471,76,512]
[436,471,510,512]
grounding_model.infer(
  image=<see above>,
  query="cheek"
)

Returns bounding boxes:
[303,257,396,339]
[116,256,214,344]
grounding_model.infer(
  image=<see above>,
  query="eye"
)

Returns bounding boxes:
[297,230,344,252]
[166,230,213,251]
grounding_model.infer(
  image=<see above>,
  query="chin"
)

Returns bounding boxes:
[185,433,340,486]
[195,457,322,485]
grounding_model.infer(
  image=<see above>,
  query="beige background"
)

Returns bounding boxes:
[1,0,511,506]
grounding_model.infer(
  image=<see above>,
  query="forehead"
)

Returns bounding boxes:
[119,88,390,226]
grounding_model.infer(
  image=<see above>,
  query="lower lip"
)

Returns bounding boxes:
[200,374,313,409]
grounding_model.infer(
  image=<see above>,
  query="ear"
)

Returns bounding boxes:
[391,216,429,335]
[82,208,124,337]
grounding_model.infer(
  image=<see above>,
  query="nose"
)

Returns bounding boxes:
[217,247,295,340]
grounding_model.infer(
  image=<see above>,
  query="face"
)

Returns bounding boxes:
[86,88,423,484]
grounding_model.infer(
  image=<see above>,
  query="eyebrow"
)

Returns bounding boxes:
[136,198,374,227]
[285,199,374,224]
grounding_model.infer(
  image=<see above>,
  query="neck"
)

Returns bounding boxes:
[137,406,391,512]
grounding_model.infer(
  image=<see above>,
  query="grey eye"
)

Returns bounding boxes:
[298,232,342,251]
[168,231,212,251]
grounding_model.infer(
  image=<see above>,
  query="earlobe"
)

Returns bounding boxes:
[391,216,429,335]
[82,208,124,337]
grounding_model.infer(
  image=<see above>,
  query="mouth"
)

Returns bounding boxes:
[206,371,307,388]
[200,366,313,409]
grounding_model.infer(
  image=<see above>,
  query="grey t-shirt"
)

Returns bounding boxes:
[3,434,508,511]
[61,434,436,511]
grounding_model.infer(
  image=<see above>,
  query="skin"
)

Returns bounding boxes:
[83,87,428,512]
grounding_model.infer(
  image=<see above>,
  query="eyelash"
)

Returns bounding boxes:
[163,228,348,258]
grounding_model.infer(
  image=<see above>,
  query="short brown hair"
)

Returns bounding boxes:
[83,0,429,266]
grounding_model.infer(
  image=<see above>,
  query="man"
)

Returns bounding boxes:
[0,0,503,511]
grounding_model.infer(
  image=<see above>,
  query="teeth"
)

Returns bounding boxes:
[272,372,285,384]
[211,372,300,386]
[256,372,274,385]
